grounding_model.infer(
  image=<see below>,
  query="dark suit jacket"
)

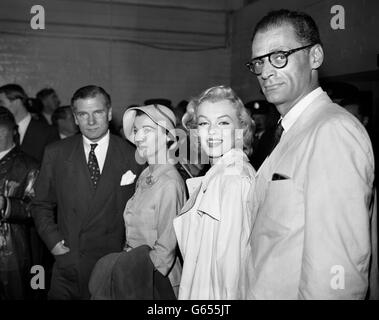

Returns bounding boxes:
[21,118,59,163]
[31,133,141,298]
[250,126,277,170]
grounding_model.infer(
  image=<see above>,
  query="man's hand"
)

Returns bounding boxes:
[51,240,70,256]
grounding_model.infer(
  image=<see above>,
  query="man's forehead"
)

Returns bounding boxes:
[252,24,300,55]
[74,95,107,108]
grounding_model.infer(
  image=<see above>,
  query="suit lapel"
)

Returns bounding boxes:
[256,92,333,205]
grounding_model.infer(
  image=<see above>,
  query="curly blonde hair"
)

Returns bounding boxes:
[182,85,255,157]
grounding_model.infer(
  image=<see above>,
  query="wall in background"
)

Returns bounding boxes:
[231,0,379,102]
[0,0,241,123]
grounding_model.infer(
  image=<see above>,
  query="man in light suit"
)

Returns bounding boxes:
[246,9,377,299]
[32,85,141,299]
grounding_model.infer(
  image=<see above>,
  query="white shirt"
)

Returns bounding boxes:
[0,144,15,161]
[281,87,323,134]
[17,113,32,144]
[82,131,110,173]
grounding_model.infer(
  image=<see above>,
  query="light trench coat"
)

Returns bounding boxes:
[174,148,256,299]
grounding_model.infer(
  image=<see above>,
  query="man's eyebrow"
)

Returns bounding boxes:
[252,46,290,59]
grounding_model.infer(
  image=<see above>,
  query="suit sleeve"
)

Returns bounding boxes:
[31,146,63,250]
[299,118,375,299]
[149,179,186,276]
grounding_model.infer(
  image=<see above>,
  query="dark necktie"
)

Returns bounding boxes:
[88,143,100,188]
[269,120,284,155]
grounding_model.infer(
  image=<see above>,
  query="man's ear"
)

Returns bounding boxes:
[310,44,324,70]
[108,107,112,121]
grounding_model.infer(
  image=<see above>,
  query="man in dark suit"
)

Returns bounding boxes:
[32,85,141,299]
[0,84,59,163]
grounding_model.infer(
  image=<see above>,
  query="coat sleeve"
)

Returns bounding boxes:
[149,179,186,276]
[299,118,375,299]
[5,168,39,224]
[31,146,63,250]
[213,174,254,299]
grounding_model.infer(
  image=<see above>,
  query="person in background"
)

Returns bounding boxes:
[90,104,186,299]
[174,85,256,299]
[0,106,39,300]
[340,94,369,128]
[246,9,377,299]
[32,85,140,299]
[51,105,79,139]
[245,99,279,170]
[36,88,61,125]
[0,84,59,163]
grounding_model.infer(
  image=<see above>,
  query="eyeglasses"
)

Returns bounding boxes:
[246,44,315,75]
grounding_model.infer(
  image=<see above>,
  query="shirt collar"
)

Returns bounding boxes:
[203,148,248,191]
[17,113,32,144]
[281,87,323,133]
[17,112,32,126]
[82,130,110,148]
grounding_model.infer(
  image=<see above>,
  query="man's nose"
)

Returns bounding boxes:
[87,114,96,125]
[134,129,144,142]
[260,58,275,80]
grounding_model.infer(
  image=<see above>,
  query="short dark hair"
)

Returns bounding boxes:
[52,105,73,126]
[71,85,111,110]
[36,88,56,100]
[0,84,29,107]
[252,9,322,47]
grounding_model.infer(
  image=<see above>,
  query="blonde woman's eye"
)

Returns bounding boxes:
[198,122,208,126]
[219,121,230,126]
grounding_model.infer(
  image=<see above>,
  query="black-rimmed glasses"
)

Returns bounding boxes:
[246,44,315,75]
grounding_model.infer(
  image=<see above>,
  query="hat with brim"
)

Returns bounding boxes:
[123,104,177,144]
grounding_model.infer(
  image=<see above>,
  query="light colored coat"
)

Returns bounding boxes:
[124,164,186,289]
[174,149,256,299]
[248,92,378,299]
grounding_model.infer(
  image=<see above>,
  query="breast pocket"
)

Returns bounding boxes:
[260,179,304,231]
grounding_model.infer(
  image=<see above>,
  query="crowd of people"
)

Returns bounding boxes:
[0,9,377,300]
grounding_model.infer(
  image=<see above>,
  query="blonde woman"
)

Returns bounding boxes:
[174,86,256,299]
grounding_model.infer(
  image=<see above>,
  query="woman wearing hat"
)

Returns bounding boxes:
[89,104,186,299]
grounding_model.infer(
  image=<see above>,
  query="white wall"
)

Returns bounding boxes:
[0,0,234,123]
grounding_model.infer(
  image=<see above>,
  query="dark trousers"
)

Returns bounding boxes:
[48,263,85,300]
